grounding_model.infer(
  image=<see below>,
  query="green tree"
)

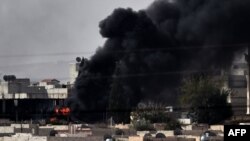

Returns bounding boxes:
[131,102,167,123]
[180,75,232,124]
[131,118,155,131]
[131,101,180,130]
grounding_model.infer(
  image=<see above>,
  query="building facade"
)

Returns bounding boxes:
[69,63,80,85]
[226,49,249,116]
[0,77,68,121]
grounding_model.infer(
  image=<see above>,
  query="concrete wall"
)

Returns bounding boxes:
[182,130,204,136]
[178,119,192,125]
[128,136,143,141]
[11,124,30,128]
[40,125,68,131]
[209,125,224,132]
[2,93,48,99]
[8,83,21,94]
[48,136,102,141]
[27,93,48,99]
[136,131,150,137]
[14,93,28,99]
[0,127,14,133]
[157,130,174,137]
[0,82,9,94]
[38,128,54,136]
[0,134,47,141]
[182,125,192,131]
[141,137,196,141]
[115,137,128,141]
[69,63,79,84]
[0,136,104,141]
[0,92,67,99]
[1,92,67,99]
[0,81,68,99]
[0,93,64,99]
[0,94,14,99]
[24,86,47,94]
[47,89,68,99]
[177,135,199,141]
[209,136,223,141]
[39,82,55,89]
[114,124,130,129]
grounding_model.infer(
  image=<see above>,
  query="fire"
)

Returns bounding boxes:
[60,107,70,116]
[54,106,70,116]
[49,107,71,123]
[54,107,59,114]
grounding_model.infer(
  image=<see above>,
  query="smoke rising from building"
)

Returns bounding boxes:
[71,0,250,121]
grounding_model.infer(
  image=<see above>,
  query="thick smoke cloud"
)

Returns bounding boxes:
[71,0,250,121]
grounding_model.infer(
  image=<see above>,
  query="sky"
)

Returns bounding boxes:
[0,0,154,82]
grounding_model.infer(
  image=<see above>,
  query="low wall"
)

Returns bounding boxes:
[0,127,14,133]
[157,130,174,137]
[129,136,143,141]
[48,136,102,141]
[209,125,224,132]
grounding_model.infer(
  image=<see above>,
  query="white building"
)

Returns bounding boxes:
[69,63,80,85]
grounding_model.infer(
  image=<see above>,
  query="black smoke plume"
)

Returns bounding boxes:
[71,0,250,122]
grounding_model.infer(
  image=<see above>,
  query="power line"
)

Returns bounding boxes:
[0,69,224,82]
[0,43,247,58]
[74,69,224,80]
[0,51,93,58]
[0,43,243,73]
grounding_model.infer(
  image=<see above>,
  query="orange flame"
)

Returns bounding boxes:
[54,107,70,116]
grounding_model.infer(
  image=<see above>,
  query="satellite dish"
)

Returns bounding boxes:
[200,131,216,141]
[155,133,166,138]
[76,57,82,63]
[103,134,112,141]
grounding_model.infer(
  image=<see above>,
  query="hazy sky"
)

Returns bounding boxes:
[0,0,154,82]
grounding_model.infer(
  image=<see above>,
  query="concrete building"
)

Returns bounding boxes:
[0,76,68,120]
[39,79,61,89]
[69,63,80,85]
[226,49,249,116]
